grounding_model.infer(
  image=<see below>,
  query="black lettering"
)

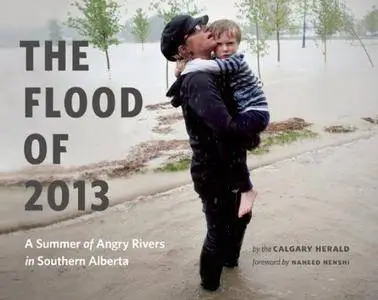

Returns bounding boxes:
[121,87,143,117]
[45,40,66,71]
[46,87,61,117]
[72,41,89,71]
[48,180,69,211]
[24,134,47,164]
[74,180,86,210]
[25,180,43,211]
[64,87,87,118]
[91,180,109,211]
[93,87,115,118]
[20,41,39,71]
[25,87,40,117]
[53,134,68,164]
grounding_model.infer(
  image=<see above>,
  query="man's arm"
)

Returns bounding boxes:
[227,145,253,192]
[186,72,253,193]
[186,72,252,144]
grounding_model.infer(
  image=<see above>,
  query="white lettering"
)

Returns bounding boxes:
[88,256,129,266]
[35,239,81,249]
[25,238,33,248]
[132,239,165,249]
[95,239,129,251]
[36,256,85,266]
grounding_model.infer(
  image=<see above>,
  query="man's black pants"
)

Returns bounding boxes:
[199,188,252,290]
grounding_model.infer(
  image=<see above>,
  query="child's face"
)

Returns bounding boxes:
[213,32,239,59]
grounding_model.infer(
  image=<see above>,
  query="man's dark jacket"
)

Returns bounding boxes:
[167,71,253,197]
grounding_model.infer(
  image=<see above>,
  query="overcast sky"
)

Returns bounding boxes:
[1,0,377,28]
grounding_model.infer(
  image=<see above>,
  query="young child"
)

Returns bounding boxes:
[175,19,269,218]
[177,19,269,141]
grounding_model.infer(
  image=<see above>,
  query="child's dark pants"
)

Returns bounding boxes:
[234,110,270,149]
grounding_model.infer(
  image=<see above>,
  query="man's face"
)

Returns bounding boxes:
[182,25,217,57]
[213,32,239,58]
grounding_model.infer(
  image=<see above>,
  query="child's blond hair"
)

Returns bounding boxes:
[208,19,242,44]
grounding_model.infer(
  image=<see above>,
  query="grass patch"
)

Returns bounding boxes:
[155,157,191,172]
[250,144,270,155]
[155,129,319,171]
[250,129,318,155]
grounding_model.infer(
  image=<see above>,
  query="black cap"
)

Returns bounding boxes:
[161,14,209,61]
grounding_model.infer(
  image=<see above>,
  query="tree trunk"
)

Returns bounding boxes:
[302,1,307,48]
[277,30,281,62]
[257,47,261,79]
[166,59,169,89]
[324,38,327,64]
[349,28,374,67]
[255,21,262,79]
[275,1,280,62]
[142,41,144,51]
[105,48,110,70]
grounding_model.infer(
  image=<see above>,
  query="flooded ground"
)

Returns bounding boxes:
[1,38,378,299]
[1,40,378,173]
[0,133,377,300]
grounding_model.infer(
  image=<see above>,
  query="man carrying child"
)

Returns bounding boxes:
[161,15,269,292]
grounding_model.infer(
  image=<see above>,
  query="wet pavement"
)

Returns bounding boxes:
[0,133,377,300]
